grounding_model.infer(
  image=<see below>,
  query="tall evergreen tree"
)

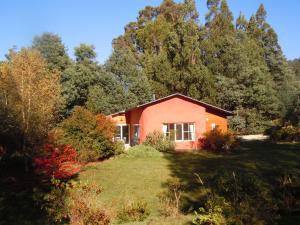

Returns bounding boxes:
[113,0,215,102]
[105,47,153,105]
[289,58,300,80]
[32,32,71,72]
[61,44,101,111]
[202,0,281,132]
[248,4,299,115]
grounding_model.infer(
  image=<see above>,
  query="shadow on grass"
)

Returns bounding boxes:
[164,140,300,223]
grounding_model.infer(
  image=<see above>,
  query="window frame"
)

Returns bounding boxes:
[133,124,140,139]
[163,122,195,142]
[115,124,130,144]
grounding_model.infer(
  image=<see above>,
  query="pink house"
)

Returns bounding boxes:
[108,93,233,150]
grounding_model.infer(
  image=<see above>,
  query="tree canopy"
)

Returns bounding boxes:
[2,1,299,134]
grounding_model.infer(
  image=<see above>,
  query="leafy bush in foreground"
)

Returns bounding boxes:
[192,171,278,225]
[158,178,185,217]
[118,200,150,222]
[68,182,110,225]
[35,180,110,225]
[201,128,236,153]
[143,130,175,152]
[192,197,227,225]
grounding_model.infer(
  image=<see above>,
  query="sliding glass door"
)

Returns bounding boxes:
[115,124,129,144]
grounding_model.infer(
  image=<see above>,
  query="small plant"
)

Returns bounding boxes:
[275,173,300,212]
[143,130,175,152]
[118,200,150,222]
[201,128,236,153]
[68,182,110,225]
[193,204,226,225]
[114,140,125,155]
[158,178,184,217]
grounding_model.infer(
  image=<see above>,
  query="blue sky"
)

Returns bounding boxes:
[1,0,299,63]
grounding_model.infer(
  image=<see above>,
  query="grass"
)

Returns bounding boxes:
[77,145,191,224]
[1,141,299,224]
[77,141,300,224]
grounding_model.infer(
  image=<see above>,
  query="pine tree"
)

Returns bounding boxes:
[247,4,299,115]
[61,44,101,111]
[113,0,215,102]
[32,32,71,72]
[105,47,153,105]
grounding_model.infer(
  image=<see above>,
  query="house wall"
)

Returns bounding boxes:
[128,96,206,149]
[110,114,127,124]
[110,96,230,150]
[205,110,228,133]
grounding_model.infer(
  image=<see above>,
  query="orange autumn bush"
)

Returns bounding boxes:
[201,128,236,153]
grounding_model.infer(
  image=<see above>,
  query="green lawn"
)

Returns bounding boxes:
[77,147,192,224]
[1,141,298,224]
[77,141,300,225]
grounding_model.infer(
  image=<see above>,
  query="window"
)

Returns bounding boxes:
[163,123,175,140]
[184,123,195,140]
[115,124,129,144]
[133,125,140,139]
[163,123,195,141]
[132,124,140,145]
[176,124,182,140]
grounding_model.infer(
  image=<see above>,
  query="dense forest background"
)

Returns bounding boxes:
[1,0,300,136]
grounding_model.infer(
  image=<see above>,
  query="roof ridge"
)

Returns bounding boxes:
[109,93,233,116]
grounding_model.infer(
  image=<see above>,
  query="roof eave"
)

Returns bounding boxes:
[109,93,234,117]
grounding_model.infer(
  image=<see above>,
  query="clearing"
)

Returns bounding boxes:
[78,141,300,224]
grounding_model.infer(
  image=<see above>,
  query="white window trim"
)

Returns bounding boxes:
[162,122,195,142]
[115,124,130,145]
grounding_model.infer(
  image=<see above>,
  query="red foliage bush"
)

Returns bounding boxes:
[34,144,81,179]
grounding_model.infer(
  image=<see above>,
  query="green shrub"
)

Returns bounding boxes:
[118,200,150,222]
[192,199,227,225]
[193,171,278,225]
[33,179,70,224]
[124,145,162,158]
[143,130,175,152]
[55,106,118,162]
[114,140,125,155]
[267,125,300,142]
[202,128,236,153]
